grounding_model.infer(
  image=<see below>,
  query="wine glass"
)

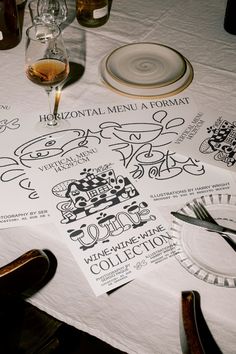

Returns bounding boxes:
[37,0,68,26]
[25,23,69,127]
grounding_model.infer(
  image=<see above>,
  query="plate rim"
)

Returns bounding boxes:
[171,193,236,287]
[105,42,187,88]
[100,56,194,99]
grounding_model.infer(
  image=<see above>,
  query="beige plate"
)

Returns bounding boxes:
[105,42,187,88]
[100,54,194,98]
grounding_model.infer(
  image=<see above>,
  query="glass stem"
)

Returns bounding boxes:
[53,86,62,117]
[45,87,58,126]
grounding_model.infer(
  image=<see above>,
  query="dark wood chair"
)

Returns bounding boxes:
[0,249,64,353]
[0,249,52,295]
[0,249,126,354]
[180,290,223,354]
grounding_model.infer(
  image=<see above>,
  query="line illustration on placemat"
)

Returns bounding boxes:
[99,110,205,180]
[199,118,236,167]
[53,167,139,223]
[0,128,101,199]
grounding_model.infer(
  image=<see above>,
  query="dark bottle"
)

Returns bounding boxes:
[0,0,21,50]
[76,0,109,28]
[16,0,27,30]
[224,0,236,35]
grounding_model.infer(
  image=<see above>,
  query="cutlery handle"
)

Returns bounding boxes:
[221,233,236,252]
[222,226,236,236]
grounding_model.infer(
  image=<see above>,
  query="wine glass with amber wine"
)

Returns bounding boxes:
[25,23,69,127]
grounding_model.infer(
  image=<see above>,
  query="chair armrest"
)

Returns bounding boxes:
[0,249,50,295]
[180,290,223,354]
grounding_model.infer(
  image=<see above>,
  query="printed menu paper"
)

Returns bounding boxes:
[0,107,52,227]
[170,109,236,173]
[0,96,236,229]
[28,143,175,296]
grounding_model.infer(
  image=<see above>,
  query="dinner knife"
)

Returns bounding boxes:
[171,212,236,236]
[171,211,236,251]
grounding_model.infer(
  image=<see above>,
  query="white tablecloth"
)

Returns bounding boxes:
[1,0,236,353]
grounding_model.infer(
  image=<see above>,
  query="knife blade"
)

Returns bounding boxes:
[171,211,236,252]
[171,211,236,236]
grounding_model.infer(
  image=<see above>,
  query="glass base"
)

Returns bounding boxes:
[35,118,70,132]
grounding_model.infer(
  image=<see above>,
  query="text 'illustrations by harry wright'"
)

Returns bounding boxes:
[30,146,175,295]
[1,101,235,230]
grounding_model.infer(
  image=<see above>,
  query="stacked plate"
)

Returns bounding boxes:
[100,42,194,98]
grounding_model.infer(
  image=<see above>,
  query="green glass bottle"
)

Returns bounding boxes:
[76,0,109,28]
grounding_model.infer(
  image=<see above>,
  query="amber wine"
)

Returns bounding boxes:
[26,59,69,87]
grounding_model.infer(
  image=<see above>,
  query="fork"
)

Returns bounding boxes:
[192,201,236,251]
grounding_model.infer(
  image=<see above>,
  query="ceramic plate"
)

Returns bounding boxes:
[170,194,236,287]
[100,56,193,98]
[105,43,186,88]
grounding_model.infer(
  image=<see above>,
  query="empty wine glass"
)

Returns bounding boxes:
[25,23,69,127]
[37,0,68,26]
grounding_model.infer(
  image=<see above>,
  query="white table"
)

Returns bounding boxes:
[1,0,236,353]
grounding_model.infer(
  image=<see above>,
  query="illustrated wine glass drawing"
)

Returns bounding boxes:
[25,23,69,127]
[37,0,68,26]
